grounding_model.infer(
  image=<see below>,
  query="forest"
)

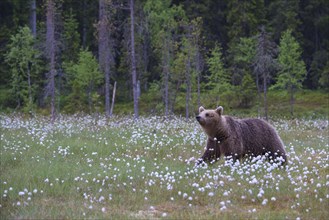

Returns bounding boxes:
[0,0,328,119]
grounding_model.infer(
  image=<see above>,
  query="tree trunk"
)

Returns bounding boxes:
[256,72,261,118]
[98,0,111,117]
[163,39,170,116]
[82,0,87,49]
[27,63,32,107]
[130,0,139,119]
[88,86,92,114]
[110,81,116,116]
[104,60,111,117]
[263,72,268,121]
[46,0,56,122]
[30,0,37,38]
[185,41,191,120]
[290,86,294,118]
[196,49,201,108]
[164,69,169,116]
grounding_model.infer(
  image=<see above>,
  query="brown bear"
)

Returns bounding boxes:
[195,106,287,165]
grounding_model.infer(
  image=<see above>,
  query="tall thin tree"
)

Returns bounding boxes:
[253,27,277,120]
[185,37,192,120]
[98,0,112,117]
[130,0,139,119]
[30,0,37,38]
[45,0,57,122]
[276,29,306,117]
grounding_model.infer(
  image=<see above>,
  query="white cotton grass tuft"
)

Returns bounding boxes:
[0,115,328,218]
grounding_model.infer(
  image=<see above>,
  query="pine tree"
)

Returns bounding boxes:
[318,61,329,91]
[144,0,185,116]
[65,49,103,113]
[240,73,257,108]
[230,36,256,85]
[226,0,265,59]
[300,0,329,89]
[98,0,113,117]
[253,27,278,120]
[5,26,40,113]
[276,29,306,117]
[206,44,231,106]
[45,0,58,122]
[268,0,302,42]
[130,0,139,119]
[62,10,80,64]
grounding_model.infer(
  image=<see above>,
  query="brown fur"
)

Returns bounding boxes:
[196,106,287,164]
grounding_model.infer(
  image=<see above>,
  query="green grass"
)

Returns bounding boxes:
[266,90,329,118]
[117,89,329,119]
[1,114,328,219]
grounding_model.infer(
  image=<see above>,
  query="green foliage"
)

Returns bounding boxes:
[274,29,307,117]
[64,49,103,113]
[308,50,329,89]
[172,36,198,90]
[144,0,187,114]
[206,44,231,105]
[226,0,265,46]
[268,0,302,41]
[275,29,307,91]
[0,0,328,116]
[4,26,40,112]
[230,37,256,85]
[140,81,164,114]
[144,0,185,47]
[62,9,80,64]
[0,85,15,111]
[318,60,329,90]
[234,37,257,67]
[253,27,278,79]
[239,73,257,108]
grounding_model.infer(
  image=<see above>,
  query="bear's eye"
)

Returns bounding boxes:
[205,113,213,117]
[205,113,209,117]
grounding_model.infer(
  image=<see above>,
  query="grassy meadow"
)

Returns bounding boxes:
[0,114,328,219]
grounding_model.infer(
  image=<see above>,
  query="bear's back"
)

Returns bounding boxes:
[226,117,283,156]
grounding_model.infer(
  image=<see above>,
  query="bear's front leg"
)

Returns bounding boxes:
[197,137,221,165]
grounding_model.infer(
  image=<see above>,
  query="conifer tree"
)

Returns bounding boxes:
[98,0,113,117]
[65,49,103,113]
[144,0,185,116]
[206,44,231,106]
[253,27,277,120]
[45,0,58,122]
[276,29,306,117]
[5,26,40,113]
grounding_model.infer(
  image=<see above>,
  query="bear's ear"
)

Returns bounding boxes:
[216,106,223,115]
[199,106,205,113]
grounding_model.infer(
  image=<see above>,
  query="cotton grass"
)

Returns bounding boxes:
[0,114,328,219]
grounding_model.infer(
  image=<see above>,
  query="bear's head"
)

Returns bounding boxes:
[196,106,224,138]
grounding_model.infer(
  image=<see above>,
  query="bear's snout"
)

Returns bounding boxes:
[196,116,205,125]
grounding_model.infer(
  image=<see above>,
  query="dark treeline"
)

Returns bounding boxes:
[0,0,328,119]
